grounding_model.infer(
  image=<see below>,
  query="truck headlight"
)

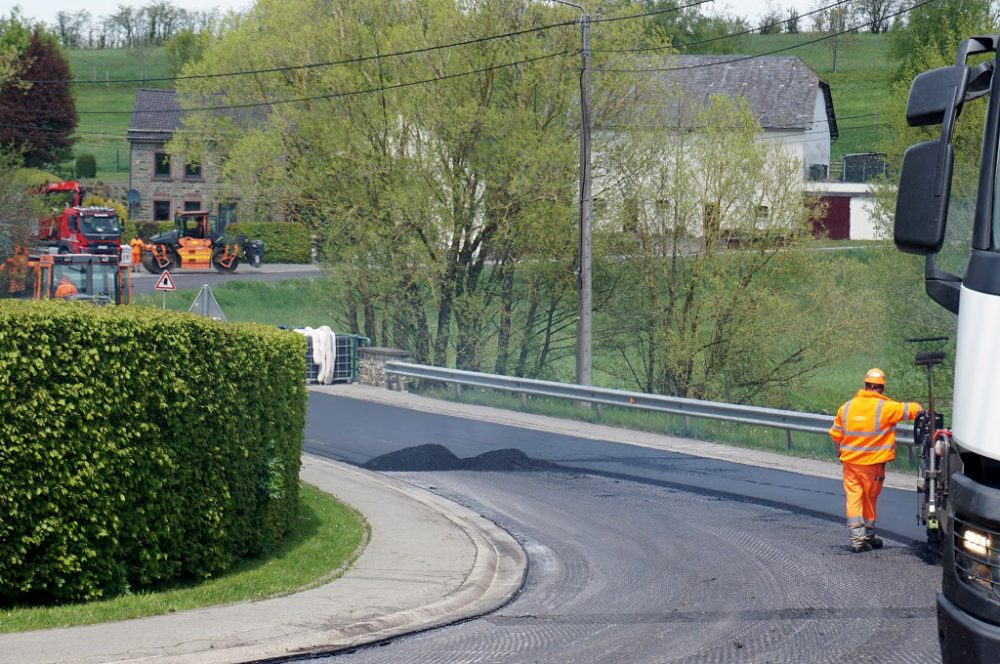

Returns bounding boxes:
[955,520,1000,598]
[963,528,991,557]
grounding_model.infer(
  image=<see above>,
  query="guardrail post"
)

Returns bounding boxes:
[683,415,691,437]
[520,392,528,409]
[907,444,915,466]
[456,383,463,399]
[786,429,793,451]
[594,402,602,420]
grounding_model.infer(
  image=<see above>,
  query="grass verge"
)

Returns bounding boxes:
[0,482,366,633]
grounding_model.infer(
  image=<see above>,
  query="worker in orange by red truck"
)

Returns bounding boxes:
[829,369,923,553]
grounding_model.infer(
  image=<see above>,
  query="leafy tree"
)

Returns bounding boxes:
[785,7,801,33]
[641,1,750,54]
[0,28,78,168]
[164,27,213,75]
[757,8,784,34]
[595,94,877,402]
[888,0,991,80]
[0,149,40,296]
[75,153,96,178]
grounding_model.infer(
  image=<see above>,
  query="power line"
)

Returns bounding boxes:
[592,0,854,54]
[596,0,938,73]
[590,0,714,25]
[17,20,578,86]
[72,50,571,116]
[15,0,710,87]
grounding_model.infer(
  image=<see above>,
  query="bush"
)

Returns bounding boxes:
[74,154,97,179]
[83,194,128,222]
[227,222,312,264]
[0,302,307,604]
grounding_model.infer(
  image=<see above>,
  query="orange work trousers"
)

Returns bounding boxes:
[843,461,885,534]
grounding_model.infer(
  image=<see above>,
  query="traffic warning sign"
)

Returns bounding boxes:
[154,271,176,291]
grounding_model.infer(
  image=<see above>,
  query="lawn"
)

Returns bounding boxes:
[67,47,171,181]
[0,483,366,633]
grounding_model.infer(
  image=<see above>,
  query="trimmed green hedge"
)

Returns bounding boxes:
[0,302,307,604]
[227,222,313,264]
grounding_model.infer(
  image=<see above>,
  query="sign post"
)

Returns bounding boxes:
[154,270,176,308]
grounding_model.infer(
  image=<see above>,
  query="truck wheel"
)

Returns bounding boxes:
[211,247,239,273]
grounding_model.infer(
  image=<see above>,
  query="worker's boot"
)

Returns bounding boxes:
[851,533,872,553]
[865,529,883,550]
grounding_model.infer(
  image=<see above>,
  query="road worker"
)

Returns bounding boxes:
[830,368,923,552]
[54,274,78,299]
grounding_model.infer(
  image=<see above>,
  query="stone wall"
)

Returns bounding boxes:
[358,347,410,390]
[129,142,226,222]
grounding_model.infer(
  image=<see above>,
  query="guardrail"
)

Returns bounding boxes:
[384,361,915,449]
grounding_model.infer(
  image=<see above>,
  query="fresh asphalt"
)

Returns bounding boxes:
[304,386,942,663]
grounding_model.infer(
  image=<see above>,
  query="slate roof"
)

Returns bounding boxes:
[127,89,184,142]
[644,55,837,138]
[127,89,268,142]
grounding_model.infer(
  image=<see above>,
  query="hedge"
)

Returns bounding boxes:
[0,301,307,604]
[122,220,173,242]
[226,222,313,264]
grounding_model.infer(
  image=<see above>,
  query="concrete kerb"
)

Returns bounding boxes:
[308,383,917,492]
[0,455,526,664]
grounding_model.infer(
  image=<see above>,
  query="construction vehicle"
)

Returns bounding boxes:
[1,252,132,305]
[895,34,1000,663]
[140,210,264,274]
[34,181,123,255]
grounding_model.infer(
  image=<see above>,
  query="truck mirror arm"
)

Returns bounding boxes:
[925,254,961,315]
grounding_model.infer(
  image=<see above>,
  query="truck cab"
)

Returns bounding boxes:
[35,181,123,255]
[29,253,131,305]
[895,34,1000,662]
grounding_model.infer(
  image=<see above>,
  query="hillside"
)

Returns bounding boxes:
[64,33,896,180]
[67,47,170,182]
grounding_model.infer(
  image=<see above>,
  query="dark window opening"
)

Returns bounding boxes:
[154,152,171,178]
[153,200,171,221]
[184,162,202,179]
[184,201,202,212]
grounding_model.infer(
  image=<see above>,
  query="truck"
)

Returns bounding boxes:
[0,252,132,305]
[35,181,123,255]
[895,35,1000,662]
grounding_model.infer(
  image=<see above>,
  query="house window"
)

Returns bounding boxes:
[153,200,170,221]
[218,202,238,227]
[154,152,171,178]
[184,162,202,179]
[184,201,202,212]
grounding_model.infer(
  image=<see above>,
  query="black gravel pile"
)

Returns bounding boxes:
[362,443,555,472]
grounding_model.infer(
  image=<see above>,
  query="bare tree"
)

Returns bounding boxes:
[854,0,896,32]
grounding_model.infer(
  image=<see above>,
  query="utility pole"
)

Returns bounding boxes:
[550,0,592,387]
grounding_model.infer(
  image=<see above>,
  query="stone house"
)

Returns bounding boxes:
[126,89,242,225]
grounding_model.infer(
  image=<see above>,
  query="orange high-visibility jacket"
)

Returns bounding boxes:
[829,389,922,464]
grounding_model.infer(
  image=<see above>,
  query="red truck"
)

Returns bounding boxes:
[35,181,123,255]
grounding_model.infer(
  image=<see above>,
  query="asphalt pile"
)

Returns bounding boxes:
[362,443,555,472]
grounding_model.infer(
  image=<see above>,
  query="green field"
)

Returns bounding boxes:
[63,33,895,180]
[740,33,895,161]
[66,47,171,182]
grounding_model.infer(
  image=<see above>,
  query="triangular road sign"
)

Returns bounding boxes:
[154,271,176,291]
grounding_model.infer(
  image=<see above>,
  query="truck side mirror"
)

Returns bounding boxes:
[895,139,953,255]
[906,65,969,127]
